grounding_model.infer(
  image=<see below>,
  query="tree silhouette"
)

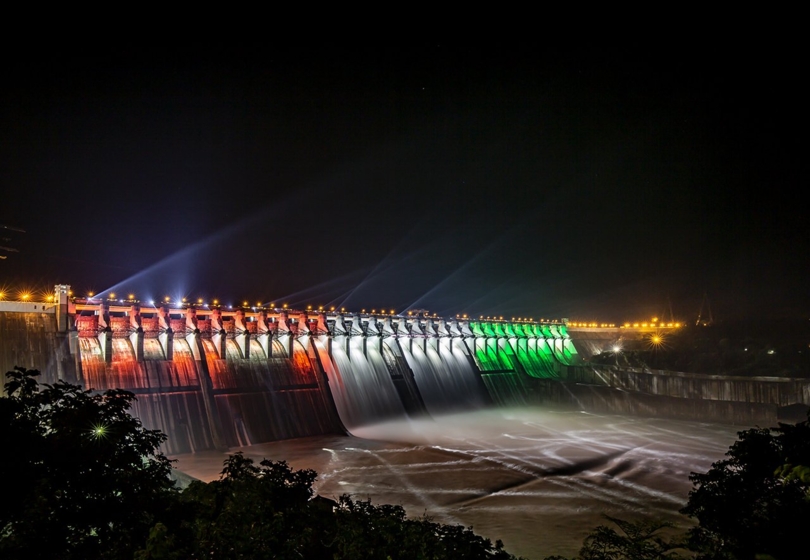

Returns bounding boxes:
[0,367,175,560]
[681,419,810,559]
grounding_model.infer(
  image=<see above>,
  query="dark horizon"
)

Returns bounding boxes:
[1,45,806,323]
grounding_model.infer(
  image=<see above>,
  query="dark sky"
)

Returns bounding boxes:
[1,45,806,322]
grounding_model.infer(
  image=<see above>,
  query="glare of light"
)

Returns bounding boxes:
[198,298,203,304]
[283,304,288,309]
[612,345,621,353]
[648,333,665,349]
[91,424,108,439]
[164,296,171,302]
[213,299,219,305]
[307,305,312,310]
[109,292,116,299]
[243,301,248,306]
[47,295,54,302]
[21,293,30,300]
[149,300,155,305]
[88,291,95,297]
[0,292,5,299]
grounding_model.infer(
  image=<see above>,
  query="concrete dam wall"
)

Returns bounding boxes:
[1,301,571,453]
[3,295,809,453]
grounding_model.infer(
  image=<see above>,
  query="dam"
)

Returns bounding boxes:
[5,285,810,556]
[1,285,808,454]
[1,285,575,453]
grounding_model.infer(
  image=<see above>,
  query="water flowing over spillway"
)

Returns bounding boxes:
[322,336,408,430]
[400,337,487,415]
[57,307,583,452]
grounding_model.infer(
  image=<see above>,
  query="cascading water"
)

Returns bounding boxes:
[463,336,530,406]
[71,322,346,453]
[398,337,487,415]
[508,337,559,378]
[78,337,107,390]
[74,336,214,454]
[322,335,408,430]
[64,307,583,453]
[201,336,342,446]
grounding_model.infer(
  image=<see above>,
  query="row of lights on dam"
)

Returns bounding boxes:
[566,317,682,329]
[2,290,436,318]
[0,290,591,327]
[76,292,402,316]
[0,290,65,302]
[0,288,549,325]
[620,317,682,328]
[4,289,667,328]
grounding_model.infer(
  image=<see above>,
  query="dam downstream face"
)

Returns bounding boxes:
[171,408,742,559]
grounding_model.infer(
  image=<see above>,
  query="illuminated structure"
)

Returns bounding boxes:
[3,286,807,451]
[0,286,585,453]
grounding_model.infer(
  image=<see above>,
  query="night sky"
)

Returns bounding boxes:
[1,45,806,322]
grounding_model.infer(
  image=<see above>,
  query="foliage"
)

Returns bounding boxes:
[174,452,326,558]
[0,367,176,560]
[332,495,517,559]
[1,366,523,560]
[168,452,520,559]
[681,418,810,560]
[544,516,689,560]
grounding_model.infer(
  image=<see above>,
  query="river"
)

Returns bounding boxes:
[171,407,743,558]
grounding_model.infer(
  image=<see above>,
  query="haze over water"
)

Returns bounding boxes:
[172,407,742,558]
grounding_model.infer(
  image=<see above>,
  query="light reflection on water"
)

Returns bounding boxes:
[172,408,742,559]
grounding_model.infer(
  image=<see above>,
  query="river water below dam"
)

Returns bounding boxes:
[172,407,742,558]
